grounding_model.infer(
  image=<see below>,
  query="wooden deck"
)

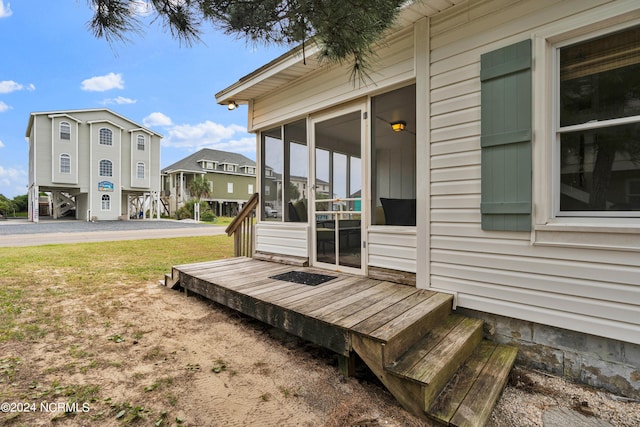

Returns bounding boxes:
[167,256,517,426]
[169,257,447,356]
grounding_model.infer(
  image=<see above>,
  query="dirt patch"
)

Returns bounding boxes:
[0,281,431,426]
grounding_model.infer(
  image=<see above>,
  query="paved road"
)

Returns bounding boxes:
[0,218,228,247]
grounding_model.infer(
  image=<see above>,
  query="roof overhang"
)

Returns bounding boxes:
[25,108,163,138]
[215,0,463,105]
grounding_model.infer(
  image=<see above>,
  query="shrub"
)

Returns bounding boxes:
[200,211,217,222]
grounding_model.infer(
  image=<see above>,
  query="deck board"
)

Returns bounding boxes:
[174,257,452,353]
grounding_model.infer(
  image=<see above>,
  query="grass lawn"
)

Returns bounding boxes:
[0,236,233,425]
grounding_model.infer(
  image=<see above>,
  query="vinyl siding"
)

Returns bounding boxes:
[250,28,416,131]
[429,0,640,344]
[368,228,417,273]
[255,223,309,258]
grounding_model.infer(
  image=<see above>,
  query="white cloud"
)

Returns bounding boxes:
[0,140,4,148]
[143,112,173,127]
[0,101,11,112]
[162,120,255,154]
[0,1,12,18]
[81,72,124,92]
[0,166,27,197]
[102,96,137,105]
[0,80,26,93]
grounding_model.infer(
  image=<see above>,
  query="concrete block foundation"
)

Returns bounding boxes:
[456,308,640,399]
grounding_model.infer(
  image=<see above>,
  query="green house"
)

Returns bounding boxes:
[161,148,256,217]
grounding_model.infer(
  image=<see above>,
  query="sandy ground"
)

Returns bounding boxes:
[2,276,638,427]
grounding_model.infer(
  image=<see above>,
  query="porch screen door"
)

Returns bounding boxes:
[311,107,365,274]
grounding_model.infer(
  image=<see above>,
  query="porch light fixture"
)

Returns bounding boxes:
[390,121,406,132]
[227,101,238,111]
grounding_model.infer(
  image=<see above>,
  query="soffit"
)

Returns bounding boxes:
[214,0,463,105]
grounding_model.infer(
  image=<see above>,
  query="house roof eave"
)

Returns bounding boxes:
[214,0,464,105]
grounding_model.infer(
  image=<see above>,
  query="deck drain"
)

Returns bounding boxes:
[269,271,337,286]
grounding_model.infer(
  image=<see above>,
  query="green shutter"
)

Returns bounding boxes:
[480,39,532,231]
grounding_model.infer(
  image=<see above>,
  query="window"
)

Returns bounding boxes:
[60,122,71,140]
[99,128,113,146]
[137,162,145,179]
[371,85,416,226]
[226,164,235,172]
[101,194,111,211]
[99,159,112,177]
[227,182,233,193]
[137,135,145,150]
[248,184,254,194]
[60,154,70,174]
[557,26,640,216]
[284,120,308,222]
[260,120,308,222]
[262,127,282,221]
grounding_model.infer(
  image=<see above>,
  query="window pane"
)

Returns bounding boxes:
[60,122,71,140]
[99,160,112,177]
[137,135,145,150]
[560,123,640,212]
[100,128,113,145]
[262,127,282,221]
[284,120,308,222]
[371,85,416,225]
[315,148,330,212]
[60,154,70,173]
[560,26,640,127]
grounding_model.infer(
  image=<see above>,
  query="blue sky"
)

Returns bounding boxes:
[0,1,288,198]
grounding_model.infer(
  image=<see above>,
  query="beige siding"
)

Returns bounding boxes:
[368,229,417,273]
[250,28,416,131]
[428,0,640,344]
[255,223,309,258]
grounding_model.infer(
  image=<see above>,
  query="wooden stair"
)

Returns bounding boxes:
[351,296,517,426]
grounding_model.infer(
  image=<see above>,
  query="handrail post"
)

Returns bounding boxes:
[226,193,259,258]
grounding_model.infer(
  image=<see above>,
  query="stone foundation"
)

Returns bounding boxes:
[455,308,640,399]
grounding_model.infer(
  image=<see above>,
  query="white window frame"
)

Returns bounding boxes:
[552,24,640,219]
[248,184,254,194]
[99,128,113,146]
[99,159,113,177]
[532,15,640,251]
[137,162,145,179]
[137,135,145,151]
[101,194,111,211]
[60,121,71,140]
[60,153,71,174]
[227,182,233,193]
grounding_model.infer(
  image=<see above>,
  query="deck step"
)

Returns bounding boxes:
[427,341,518,427]
[164,268,180,289]
[386,314,484,408]
[376,292,454,366]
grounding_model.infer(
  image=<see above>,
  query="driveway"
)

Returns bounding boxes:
[0,218,228,247]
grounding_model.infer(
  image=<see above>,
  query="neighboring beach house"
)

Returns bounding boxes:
[214,0,640,401]
[26,109,162,222]
[161,148,256,217]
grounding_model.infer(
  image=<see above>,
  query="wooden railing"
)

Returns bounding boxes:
[225,193,259,257]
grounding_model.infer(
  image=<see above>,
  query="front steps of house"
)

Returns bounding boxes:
[351,295,517,426]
